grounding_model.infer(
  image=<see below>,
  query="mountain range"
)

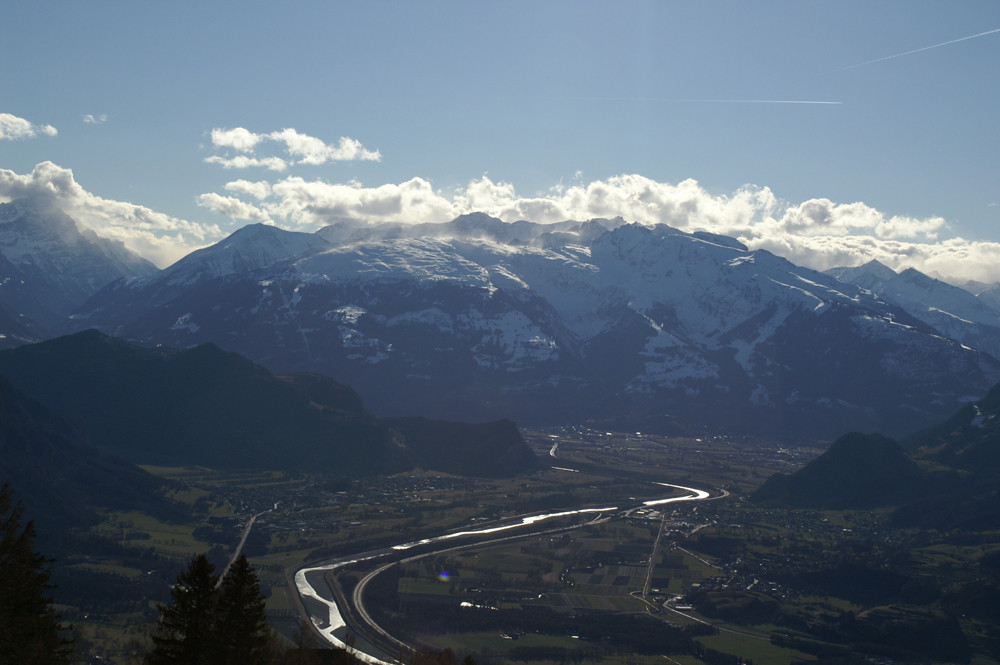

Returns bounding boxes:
[71,212,1000,439]
[4,196,1000,440]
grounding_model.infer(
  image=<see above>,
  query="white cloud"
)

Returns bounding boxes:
[210,127,262,152]
[268,128,381,164]
[200,171,1000,284]
[204,126,381,170]
[0,113,57,140]
[197,192,272,223]
[747,233,1000,284]
[0,162,220,268]
[224,179,272,200]
[777,198,946,240]
[204,154,288,171]
[218,176,457,227]
[82,114,108,125]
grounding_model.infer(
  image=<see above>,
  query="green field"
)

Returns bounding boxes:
[695,631,815,665]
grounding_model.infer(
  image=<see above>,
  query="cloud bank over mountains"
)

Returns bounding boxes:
[0,158,997,283]
[197,171,1000,284]
[0,162,219,267]
[1,114,998,283]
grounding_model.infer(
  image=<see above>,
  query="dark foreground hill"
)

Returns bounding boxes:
[0,374,181,547]
[752,383,1000,529]
[0,330,536,477]
[750,432,925,509]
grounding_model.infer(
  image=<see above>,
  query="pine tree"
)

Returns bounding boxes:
[145,553,275,664]
[0,484,73,665]
[144,554,219,665]
[214,554,272,665]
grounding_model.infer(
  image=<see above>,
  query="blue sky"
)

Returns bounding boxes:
[2,1,999,282]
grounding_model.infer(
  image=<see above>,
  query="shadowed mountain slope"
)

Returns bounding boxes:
[0,330,536,477]
[0,373,180,547]
[902,381,1000,471]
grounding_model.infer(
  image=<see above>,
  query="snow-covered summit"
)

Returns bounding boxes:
[316,214,621,248]
[0,198,155,278]
[826,259,899,290]
[158,223,331,287]
[293,237,494,288]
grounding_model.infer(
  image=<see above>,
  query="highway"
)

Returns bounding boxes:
[292,472,719,665]
[216,502,278,588]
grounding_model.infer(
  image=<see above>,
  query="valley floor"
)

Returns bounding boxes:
[56,430,999,665]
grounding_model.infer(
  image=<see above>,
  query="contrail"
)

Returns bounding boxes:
[539,96,842,105]
[840,26,1000,70]
[676,99,842,105]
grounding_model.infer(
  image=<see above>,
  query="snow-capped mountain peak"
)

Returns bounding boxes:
[158,223,331,287]
[825,259,898,289]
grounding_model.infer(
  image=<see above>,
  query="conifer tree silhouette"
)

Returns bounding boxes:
[0,484,73,665]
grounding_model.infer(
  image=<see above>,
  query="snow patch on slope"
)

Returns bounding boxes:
[461,309,560,370]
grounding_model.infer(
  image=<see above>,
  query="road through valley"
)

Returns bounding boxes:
[293,466,720,664]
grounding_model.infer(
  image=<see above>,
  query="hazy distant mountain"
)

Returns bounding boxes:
[0,330,536,477]
[826,259,1000,359]
[959,280,1000,313]
[73,216,1000,439]
[0,198,156,336]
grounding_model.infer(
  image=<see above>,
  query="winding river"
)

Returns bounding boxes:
[293,476,717,664]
